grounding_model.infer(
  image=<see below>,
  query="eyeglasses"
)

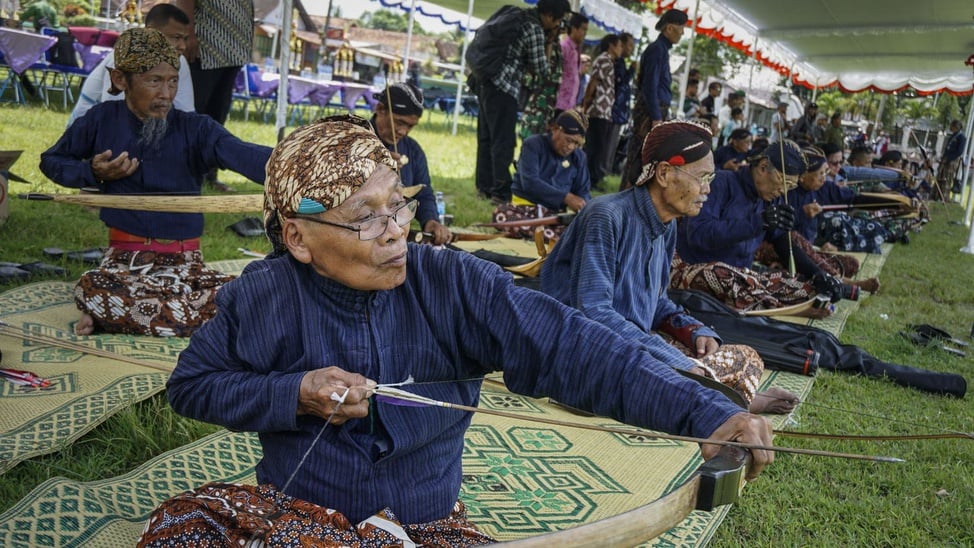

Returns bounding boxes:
[295,200,417,241]
[772,167,799,189]
[670,164,716,187]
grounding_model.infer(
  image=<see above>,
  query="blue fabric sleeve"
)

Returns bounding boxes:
[561,207,697,370]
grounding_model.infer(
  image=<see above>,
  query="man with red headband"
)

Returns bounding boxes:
[542,120,797,413]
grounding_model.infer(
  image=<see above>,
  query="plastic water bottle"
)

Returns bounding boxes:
[263,57,275,74]
[435,191,446,224]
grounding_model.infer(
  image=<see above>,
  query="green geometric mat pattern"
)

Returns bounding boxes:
[0,259,253,474]
[0,370,816,548]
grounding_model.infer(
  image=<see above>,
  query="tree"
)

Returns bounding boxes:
[357,9,426,35]
[672,34,749,80]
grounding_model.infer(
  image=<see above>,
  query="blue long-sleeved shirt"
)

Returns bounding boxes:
[944,130,966,162]
[676,169,767,268]
[638,37,672,122]
[372,119,438,226]
[168,245,741,525]
[713,145,748,168]
[540,188,719,369]
[40,101,270,240]
[511,133,591,210]
[788,181,856,242]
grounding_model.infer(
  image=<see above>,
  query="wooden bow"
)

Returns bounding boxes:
[20,192,263,213]
[501,446,749,546]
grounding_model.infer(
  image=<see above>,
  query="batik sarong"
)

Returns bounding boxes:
[74,248,234,337]
[669,254,817,312]
[137,482,494,547]
[492,202,565,241]
[661,334,763,404]
[754,232,860,278]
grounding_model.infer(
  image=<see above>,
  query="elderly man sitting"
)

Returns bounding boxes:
[40,28,271,337]
[542,120,797,414]
[137,115,774,546]
[492,109,591,240]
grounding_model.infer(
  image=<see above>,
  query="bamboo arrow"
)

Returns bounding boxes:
[20,192,263,213]
[374,386,904,463]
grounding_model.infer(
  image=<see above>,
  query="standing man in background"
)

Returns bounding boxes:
[475,0,571,205]
[938,119,966,199]
[605,32,635,178]
[172,0,254,193]
[620,8,688,190]
[555,13,588,118]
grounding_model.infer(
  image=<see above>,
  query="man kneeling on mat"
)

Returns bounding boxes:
[40,28,271,337]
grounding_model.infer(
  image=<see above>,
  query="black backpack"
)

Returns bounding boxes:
[465,5,529,80]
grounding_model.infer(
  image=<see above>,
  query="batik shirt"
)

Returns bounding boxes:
[541,188,720,368]
[195,0,254,70]
[40,101,270,240]
[511,133,591,210]
[168,246,742,525]
[585,52,615,121]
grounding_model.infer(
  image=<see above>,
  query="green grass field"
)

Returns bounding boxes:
[0,100,972,546]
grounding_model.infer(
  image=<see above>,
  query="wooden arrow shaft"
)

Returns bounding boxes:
[20,193,263,213]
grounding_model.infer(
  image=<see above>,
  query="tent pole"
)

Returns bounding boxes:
[870,93,887,142]
[744,37,758,126]
[451,0,475,135]
[960,93,974,229]
[275,0,294,142]
[675,0,701,119]
[403,0,418,78]
[811,79,818,103]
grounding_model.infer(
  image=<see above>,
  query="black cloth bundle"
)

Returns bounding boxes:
[669,289,966,397]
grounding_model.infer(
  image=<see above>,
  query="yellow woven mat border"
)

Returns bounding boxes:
[0,369,814,548]
[0,259,253,473]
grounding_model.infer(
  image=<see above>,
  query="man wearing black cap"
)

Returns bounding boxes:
[492,109,591,240]
[790,102,820,143]
[371,82,451,245]
[620,8,688,191]
[672,141,856,314]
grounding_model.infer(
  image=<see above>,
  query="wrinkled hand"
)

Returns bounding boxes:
[564,193,586,212]
[802,201,823,219]
[700,412,774,481]
[422,219,452,245]
[694,335,720,358]
[297,366,377,425]
[812,272,843,303]
[91,149,139,182]
[761,204,797,231]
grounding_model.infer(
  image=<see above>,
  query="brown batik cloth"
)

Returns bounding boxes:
[754,231,860,278]
[74,248,234,337]
[669,254,817,312]
[492,202,566,241]
[661,334,763,404]
[137,482,494,547]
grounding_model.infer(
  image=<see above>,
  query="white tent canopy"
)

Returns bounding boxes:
[657,0,974,95]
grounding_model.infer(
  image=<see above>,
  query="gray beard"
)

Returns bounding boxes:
[139,117,168,147]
